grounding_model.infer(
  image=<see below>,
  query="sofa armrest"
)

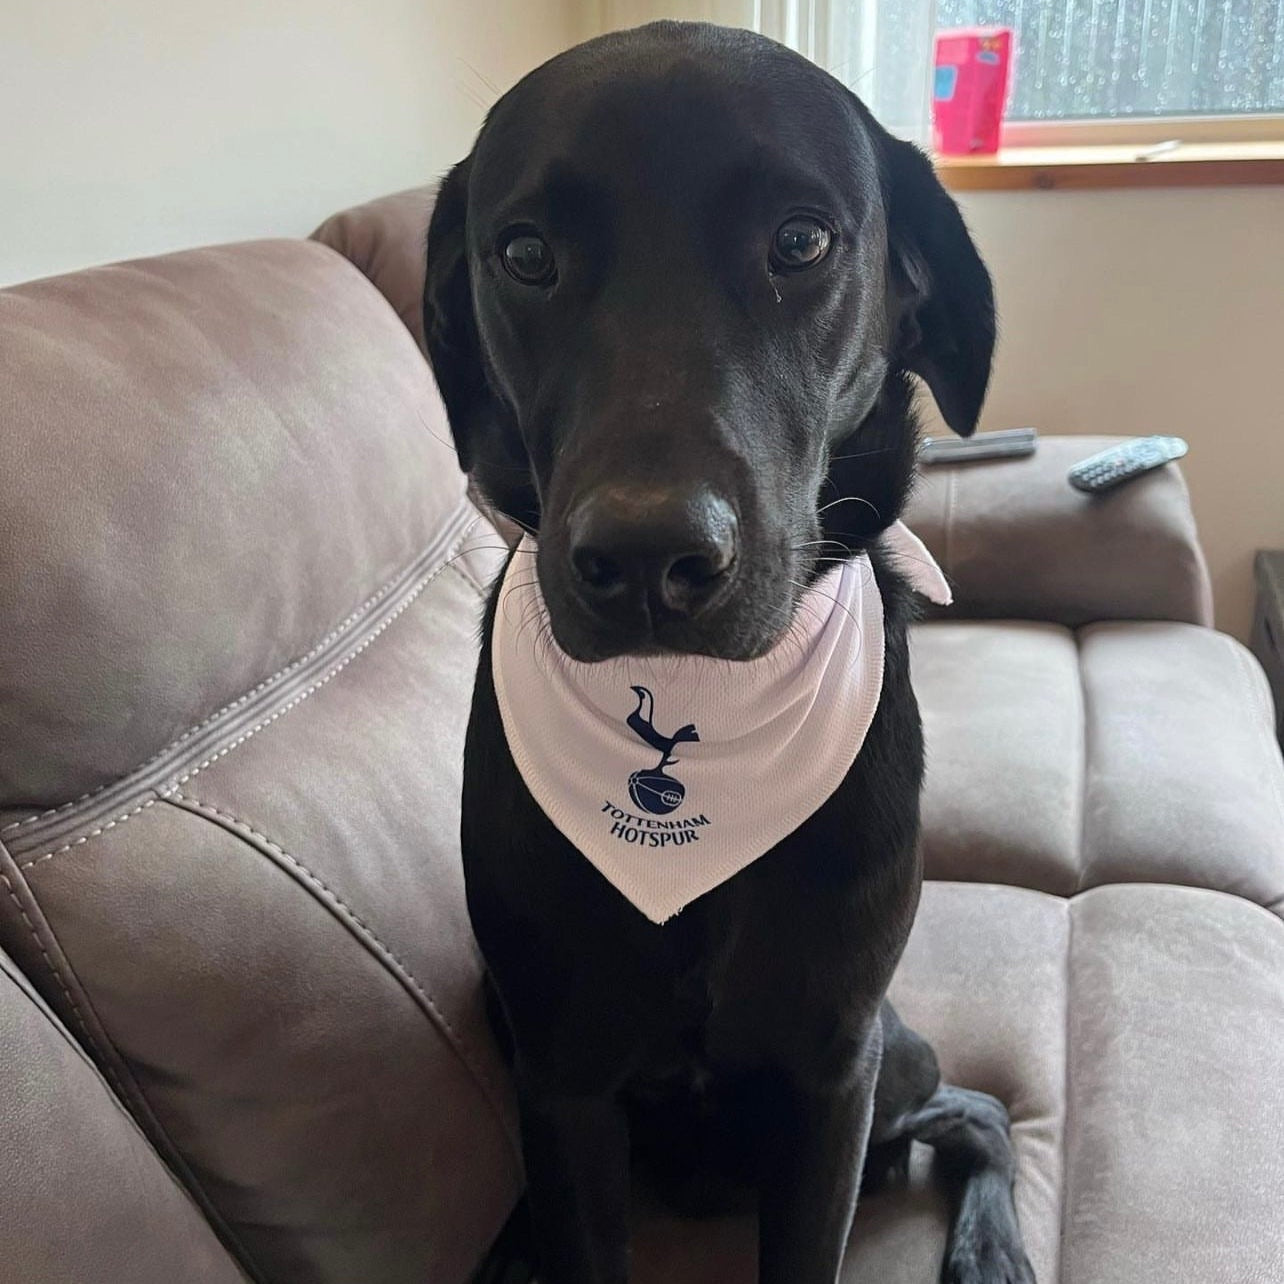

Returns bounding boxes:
[311,186,435,355]
[904,435,1214,627]
[0,944,248,1283]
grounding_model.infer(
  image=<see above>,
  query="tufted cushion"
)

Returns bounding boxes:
[913,619,1284,914]
[632,881,1284,1283]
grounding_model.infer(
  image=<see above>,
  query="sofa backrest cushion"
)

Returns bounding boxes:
[0,241,517,1283]
[0,238,470,807]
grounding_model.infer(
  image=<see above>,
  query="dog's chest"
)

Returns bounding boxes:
[628,964,731,1102]
[631,885,800,1084]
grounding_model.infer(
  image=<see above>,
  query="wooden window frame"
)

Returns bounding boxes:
[1002,114,1284,149]
[938,115,1284,190]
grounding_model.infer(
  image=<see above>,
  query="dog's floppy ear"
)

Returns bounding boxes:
[424,158,487,473]
[424,159,540,527]
[879,135,996,437]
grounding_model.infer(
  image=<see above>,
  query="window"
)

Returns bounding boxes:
[785,0,1284,141]
[940,0,1284,120]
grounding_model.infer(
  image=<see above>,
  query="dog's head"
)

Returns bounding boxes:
[425,22,993,661]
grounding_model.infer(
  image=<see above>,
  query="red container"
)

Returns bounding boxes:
[932,27,1013,156]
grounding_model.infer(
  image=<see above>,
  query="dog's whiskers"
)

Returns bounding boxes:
[413,404,459,455]
[789,578,864,640]
[437,544,535,581]
[817,495,882,521]
[793,539,855,560]
[827,445,895,464]
[501,513,541,541]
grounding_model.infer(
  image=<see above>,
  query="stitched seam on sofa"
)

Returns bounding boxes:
[429,510,496,599]
[442,522,504,598]
[2,503,479,841]
[0,866,120,1095]
[0,944,105,1069]
[1228,629,1278,731]
[1056,897,1076,1284]
[0,833,267,1282]
[1071,627,1090,895]
[445,555,490,601]
[157,543,458,793]
[163,791,520,1159]
[10,514,482,865]
[16,798,161,874]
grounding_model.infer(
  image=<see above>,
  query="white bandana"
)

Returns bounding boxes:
[493,522,950,924]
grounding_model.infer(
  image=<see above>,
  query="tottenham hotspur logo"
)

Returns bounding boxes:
[625,685,700,815]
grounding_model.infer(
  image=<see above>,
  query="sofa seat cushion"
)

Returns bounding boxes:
[631,880,1284,1282]
[913,620,1284,913]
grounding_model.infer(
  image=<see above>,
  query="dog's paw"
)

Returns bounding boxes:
[941,1164,1036,1284]
[942,1234,1036,1284]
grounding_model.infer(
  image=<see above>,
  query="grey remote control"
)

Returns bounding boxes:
[920,427,1037,465]
[1068,436,1189,493]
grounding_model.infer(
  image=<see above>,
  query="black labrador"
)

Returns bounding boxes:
[425,21,1034,1284]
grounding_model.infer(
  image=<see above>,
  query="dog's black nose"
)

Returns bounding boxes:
[568,485,738,619]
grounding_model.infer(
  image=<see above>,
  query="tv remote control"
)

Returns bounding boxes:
[1068,436,1188,493]
[920,427,1037,465]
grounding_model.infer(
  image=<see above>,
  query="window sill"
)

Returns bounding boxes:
[935,141,1284,191]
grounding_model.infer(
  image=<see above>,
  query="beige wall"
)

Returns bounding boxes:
[946,187,1284,640]
[1,0,585,286]
[594,0,750,27]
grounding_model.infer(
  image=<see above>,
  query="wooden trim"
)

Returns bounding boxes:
[936,141,1284,191]
[1001,114,1284,149]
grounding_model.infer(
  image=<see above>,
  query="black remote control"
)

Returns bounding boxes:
[1068,436,1189,493]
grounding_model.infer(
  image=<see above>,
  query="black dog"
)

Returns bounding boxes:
[425,21,1034,1284]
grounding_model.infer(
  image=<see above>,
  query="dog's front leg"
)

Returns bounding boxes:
[518,1087,631,1284]
[757,1017,883,1284]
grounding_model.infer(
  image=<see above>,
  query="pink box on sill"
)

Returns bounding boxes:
[932,27,1013,156]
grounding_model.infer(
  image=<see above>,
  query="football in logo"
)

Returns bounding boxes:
[628,769,685,816]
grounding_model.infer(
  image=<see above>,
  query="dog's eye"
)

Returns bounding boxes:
[771,217,833,272]
[502,232,556,286]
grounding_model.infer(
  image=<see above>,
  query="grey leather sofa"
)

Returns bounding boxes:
[1,188,1281,1283]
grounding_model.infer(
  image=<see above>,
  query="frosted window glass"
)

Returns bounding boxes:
[935,0,1284,118]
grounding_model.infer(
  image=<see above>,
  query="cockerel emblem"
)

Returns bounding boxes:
[625,685,699,816]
